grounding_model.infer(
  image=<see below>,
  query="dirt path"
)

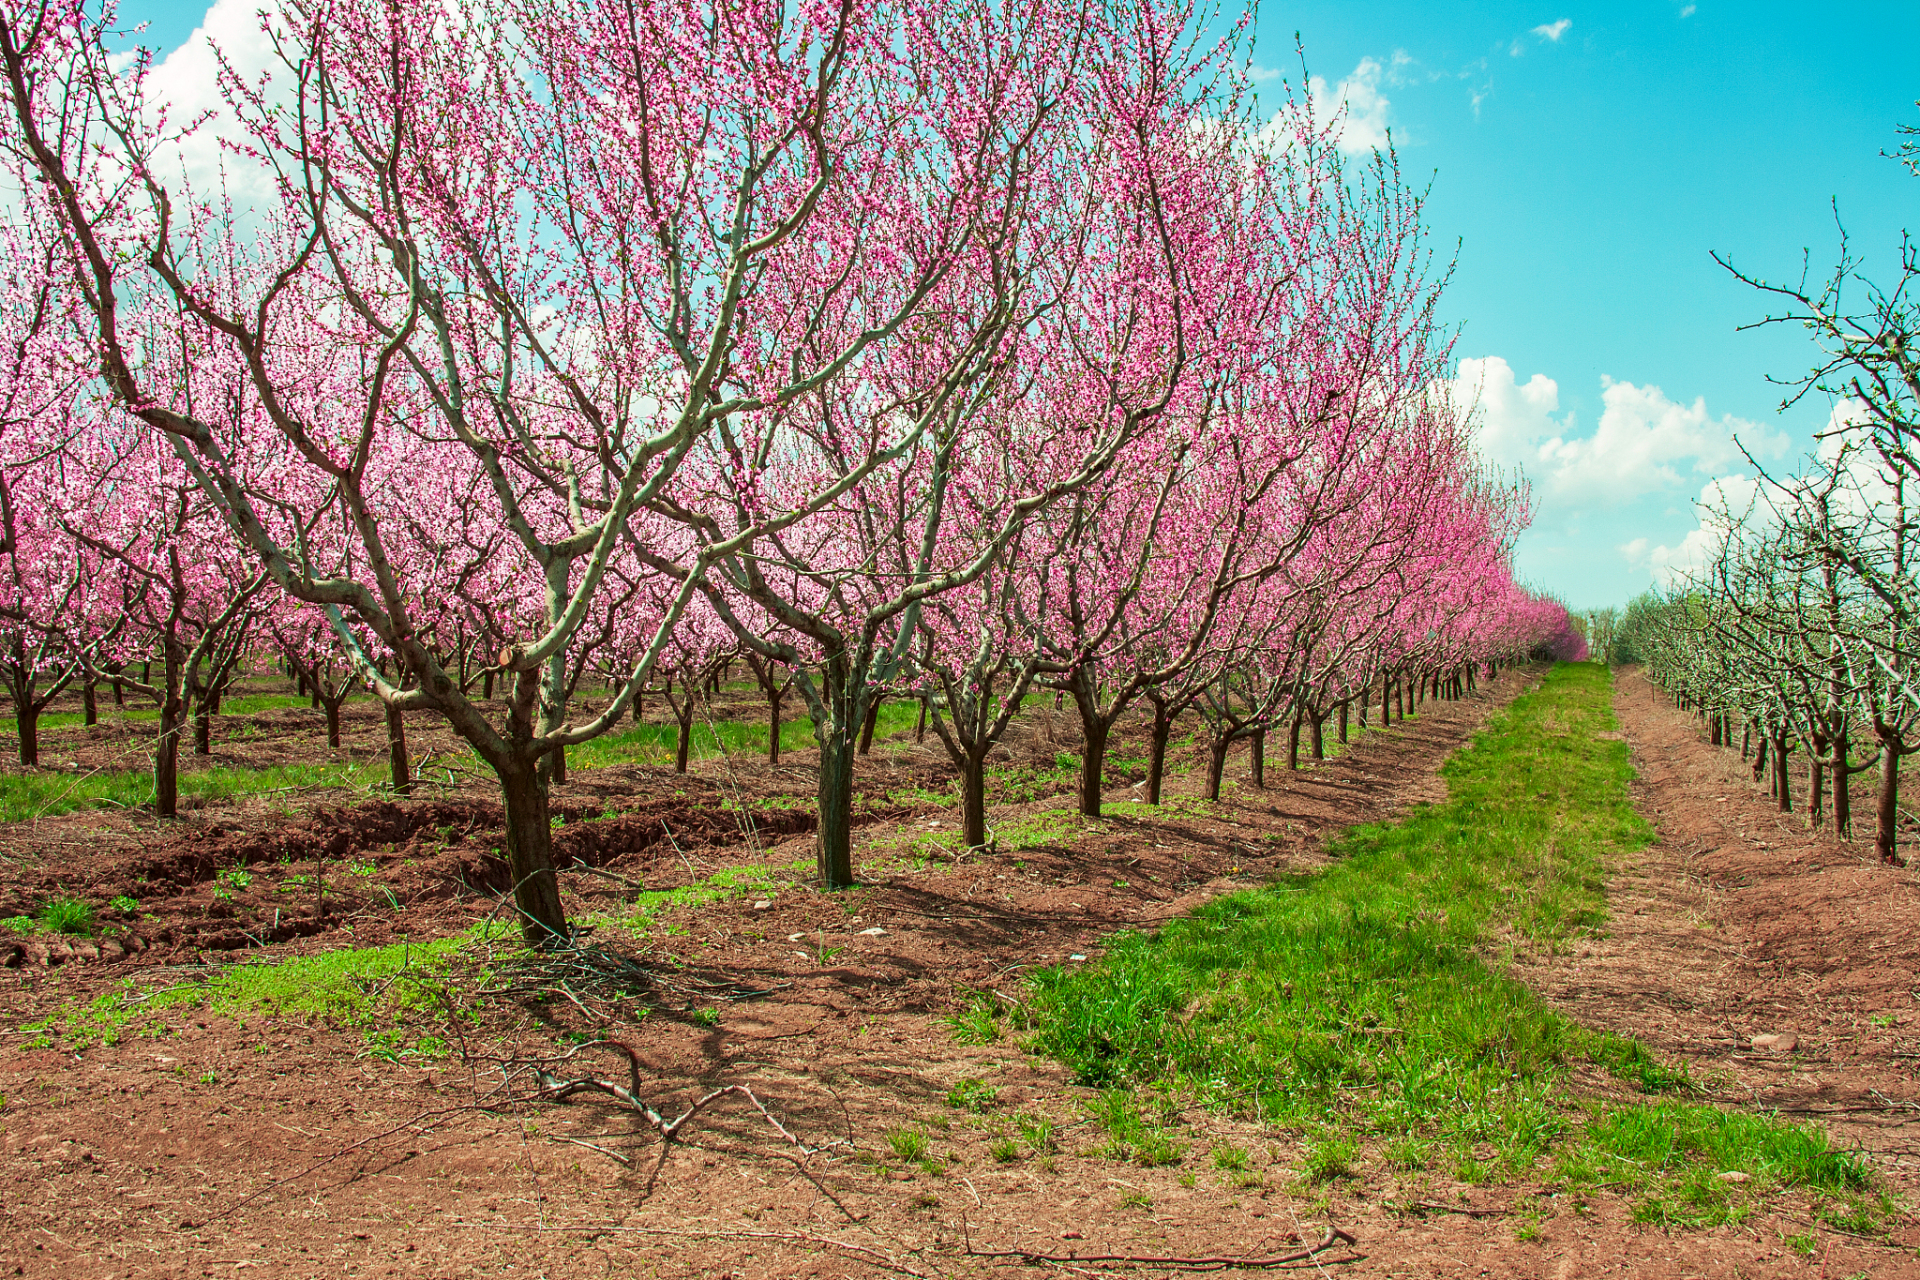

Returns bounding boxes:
[1518,668,1920,1204]
[3,666,1913,1278]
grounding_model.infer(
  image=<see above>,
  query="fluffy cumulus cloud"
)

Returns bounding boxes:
[1449,356,1791,503]
[1535,376,1789,498]
[1633,400,1885,586]
[1451,356,1563,466]
[1304,59,1394,155]
[1530,19,1572,42]
[1618,474,1765,585]
[129,0,285,207]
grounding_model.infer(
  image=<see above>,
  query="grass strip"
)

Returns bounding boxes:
[20,925,512,1057]
[0,759,388,823]
[1020,662,1886,1229]
[566,700,922,772]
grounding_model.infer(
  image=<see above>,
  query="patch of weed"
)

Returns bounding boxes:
[603,859,810,936]
[1018,1114,1056,1154]
[947,1077,999,1113]
[886,1128,929,1162]
[945,992,1003,1045]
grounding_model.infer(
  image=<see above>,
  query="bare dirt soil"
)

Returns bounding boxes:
[1518,668,1920,1207]
[2,667,1917,1278]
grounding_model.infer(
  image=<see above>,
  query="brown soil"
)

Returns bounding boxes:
[1,667,1916,1278]
[1519,668,1920,1200]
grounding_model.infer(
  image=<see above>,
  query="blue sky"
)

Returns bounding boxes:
[119,1,1919,609]
[1252,3,1918,608]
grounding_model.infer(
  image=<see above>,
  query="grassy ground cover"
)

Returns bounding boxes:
[1015,663,1888,1230]
[19,924,510,1057]
[566,700,921,772]
[0,694,928,822]
[33,692,315,731]
[0,760,390,824]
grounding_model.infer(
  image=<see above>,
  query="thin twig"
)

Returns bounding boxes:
[963,1223,1359,1270]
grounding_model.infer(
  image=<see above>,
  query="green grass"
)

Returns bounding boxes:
[1,896,99,936]
[569,701,923,772]
[20,925,508,1053]
[0,759,389,822]
[1021,663,1886,1226]
[31,693,323,732]
[597,858,812,936]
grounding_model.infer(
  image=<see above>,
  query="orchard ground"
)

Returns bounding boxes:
[1,665,1918,1277]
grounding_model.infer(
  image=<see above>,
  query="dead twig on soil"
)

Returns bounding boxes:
[509,1037,817,1194]
[1395,1200,1509,1218]
[962,1223,1359,1271]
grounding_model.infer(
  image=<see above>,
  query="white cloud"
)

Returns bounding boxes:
[1636,474,1763,585]
[1531,18,1573,42]
[1453,355,1565,467]
[1449,357,1794,506]
[1304,59,1393,155]
[137,0,285,208]
[1679,4,1697,17]
[1534,376,1789,501]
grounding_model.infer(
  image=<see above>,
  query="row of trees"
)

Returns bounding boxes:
[1617,112,1919,864]
[0,0,1578,943]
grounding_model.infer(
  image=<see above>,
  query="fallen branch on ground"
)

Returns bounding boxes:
[963,1223,1359,1270]
[513,1037,816,1192]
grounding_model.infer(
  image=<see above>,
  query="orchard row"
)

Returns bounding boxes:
[0,0,1579,940]
[1608,116,1920,863]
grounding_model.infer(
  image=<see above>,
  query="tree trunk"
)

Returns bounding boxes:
[549,744,566,786]
[1204,734,1230,801]
[914,695,927,744]
[1288,711,1302,770]
[675,711,693,773]
[82,680,97,727]
[112,678,124,708]
[960,751,988,849]
[325,700,342,749]
[1078,716,1111,817]
[193,704,211,755]
[1875,741,1903,865]
[1310,713,1325,760]
[1145,698,1173,805]
[1832,734,1853,838]
[386,701,411,796]
[816,717,857,888]
[1394,678,1405,720]
[1773,734,1791,812]
[858,697,881,755]
[1809,737,1826,827]
[1249,728,1265,788]
[1379,676,1391,726]
[768,687,783,764]
[1752,734,1768,783]
[497,764,568,944]
[15,703,37,767]
[1338,700,1349,744]
[155,700,181,818]
[482,668,494,701]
